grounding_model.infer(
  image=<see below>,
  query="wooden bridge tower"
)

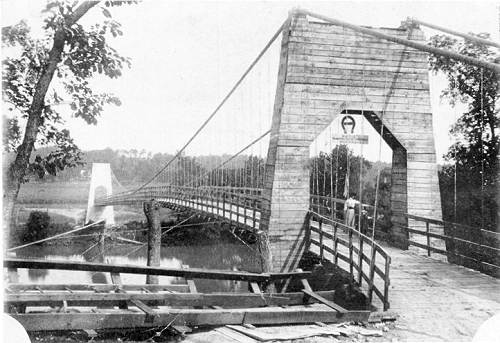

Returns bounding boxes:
[261,12,442,272]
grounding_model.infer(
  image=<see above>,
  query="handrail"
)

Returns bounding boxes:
[404,213,498,234]
[95,185,262,231]
[394,215,500,277]
[306,210,391,311]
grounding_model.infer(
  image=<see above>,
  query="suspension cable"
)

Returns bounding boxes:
[184,129,271,187]
[480,69,485,229]
[131,20,287,194]
[7,220,105,252]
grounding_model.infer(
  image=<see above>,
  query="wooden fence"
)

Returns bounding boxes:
[306,211,391,311]
[310,194,499,278]
[394,214,500,277]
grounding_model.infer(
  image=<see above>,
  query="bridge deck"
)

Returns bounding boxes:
[383,244,500,341]
[310,226,500,341]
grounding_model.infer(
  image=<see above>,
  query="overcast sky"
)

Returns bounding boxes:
[2,0,499,163]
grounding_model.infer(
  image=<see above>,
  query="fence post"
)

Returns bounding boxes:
[358,235,364,285]
[426,221,431,257]
[319,219,324,260]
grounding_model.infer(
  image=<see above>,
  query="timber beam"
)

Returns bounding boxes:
[295,9,500,73]
[4,290,338,308]
[9,306,371,331]
[3,258,310,282]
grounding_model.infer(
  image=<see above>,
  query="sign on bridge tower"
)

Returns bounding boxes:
[261,11,442,272]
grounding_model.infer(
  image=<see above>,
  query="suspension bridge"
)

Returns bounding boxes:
[5,9,500,341]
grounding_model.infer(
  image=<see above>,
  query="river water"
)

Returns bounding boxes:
[10,241,261,293]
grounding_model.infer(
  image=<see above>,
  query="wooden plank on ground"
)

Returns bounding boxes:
[11,306,371,331]
[5,291,338,308]
[129,299,158,323]
[6,283,190,293]
[302,289,348,314]
[183,265,198,294]
[249,282,261,294]
[110,272,128,310]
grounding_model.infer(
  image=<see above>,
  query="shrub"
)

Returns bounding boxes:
[23,211,51,243]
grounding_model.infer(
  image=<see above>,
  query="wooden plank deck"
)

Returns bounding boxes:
[309,225,500,341]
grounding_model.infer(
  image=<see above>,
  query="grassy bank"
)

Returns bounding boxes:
[17,181,91,204]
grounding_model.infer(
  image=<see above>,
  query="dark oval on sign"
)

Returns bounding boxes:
[341,115,356,134]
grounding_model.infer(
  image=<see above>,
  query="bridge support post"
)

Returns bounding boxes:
[260,13,346,273]
[144,200,161,285]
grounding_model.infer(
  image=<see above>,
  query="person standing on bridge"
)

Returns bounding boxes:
[344,193,359,227]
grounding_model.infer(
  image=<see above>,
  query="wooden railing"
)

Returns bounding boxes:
[310,194,499,278]
[309,194,381,220]
[96,186,262,230]
[394,214,500,277]
[306,211,391,311]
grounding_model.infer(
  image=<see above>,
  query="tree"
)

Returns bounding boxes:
[23,211,51,243]
[429,33,499,230]
[2,1,133,229]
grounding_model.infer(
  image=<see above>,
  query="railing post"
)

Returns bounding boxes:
[348,227,354,277]
[216,189,220,216]
[333,222,338,266]
[368,246,377,304]
[236,194,241,224]
[383,256,391,311]
[223,192,226,219]
[358,235,364,285]
[426,221,431,257]
[252,199,256,230]
[319,219,324,260]
[229,193,233,221]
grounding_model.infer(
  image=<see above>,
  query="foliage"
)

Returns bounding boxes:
[23,211,51,243]
[429,34,499,230]
[2,0,131,180]
[309,145,390,207]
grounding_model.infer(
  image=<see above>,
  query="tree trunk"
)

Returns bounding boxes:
[257,230,272,273]
[3,1,99,231]
[144,200,161,285]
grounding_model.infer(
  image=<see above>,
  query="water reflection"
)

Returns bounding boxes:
[14,241,260,293]
[27,268,48,282]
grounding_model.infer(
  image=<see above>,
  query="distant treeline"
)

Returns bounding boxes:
[22,147,254,184]
[19,146,492,231]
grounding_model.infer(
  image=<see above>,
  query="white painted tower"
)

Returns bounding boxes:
[85,163,115,226]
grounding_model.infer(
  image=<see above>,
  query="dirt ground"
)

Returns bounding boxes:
[27,321,398,343]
